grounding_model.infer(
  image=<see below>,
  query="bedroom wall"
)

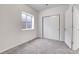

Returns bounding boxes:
[38,5,69,41]
[0,4,38,53]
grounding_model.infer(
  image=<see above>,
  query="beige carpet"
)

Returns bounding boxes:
[2,39,78,54]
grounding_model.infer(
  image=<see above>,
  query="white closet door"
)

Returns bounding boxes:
[43,15,59,40]
[65,6,73,48]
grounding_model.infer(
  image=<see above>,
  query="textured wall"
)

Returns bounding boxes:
[0,4,38,53]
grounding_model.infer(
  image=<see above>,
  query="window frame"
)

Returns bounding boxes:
[21,11,34,30]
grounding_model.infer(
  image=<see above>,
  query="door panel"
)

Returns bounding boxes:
[65,6,72,48]
[43,15,59,40]
[73,6,79,50]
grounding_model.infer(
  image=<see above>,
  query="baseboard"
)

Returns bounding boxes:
[1,37,39,54]
[41,37,62,41]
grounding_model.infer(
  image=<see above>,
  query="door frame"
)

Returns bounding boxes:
[71,6,73,49]
[42,14,60,41]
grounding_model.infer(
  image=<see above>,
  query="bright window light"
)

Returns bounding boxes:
[21,11,34,30]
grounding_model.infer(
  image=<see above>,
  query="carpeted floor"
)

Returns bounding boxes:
[2,39,79,54]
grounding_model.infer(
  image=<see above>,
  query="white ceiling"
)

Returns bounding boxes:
[28,4,68,11]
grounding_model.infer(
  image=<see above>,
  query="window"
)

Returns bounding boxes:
[21,11,34,30]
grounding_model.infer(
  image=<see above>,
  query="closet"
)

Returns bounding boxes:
[43,15,60,40]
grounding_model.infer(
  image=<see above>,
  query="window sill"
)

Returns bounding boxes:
[21,28,34,31]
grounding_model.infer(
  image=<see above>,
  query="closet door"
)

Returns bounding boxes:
[73,6,79,50]
[43,15,59,40]
[65,6,73,48]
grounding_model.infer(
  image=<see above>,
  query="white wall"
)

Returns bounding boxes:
[38,5,68,41]
[0,4,38,53]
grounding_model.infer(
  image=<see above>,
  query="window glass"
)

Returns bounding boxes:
[21,11,34,30]
[21,13,26,29]
[26,15,32,28]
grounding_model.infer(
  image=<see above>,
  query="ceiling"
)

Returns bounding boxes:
[28,4,68,11]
